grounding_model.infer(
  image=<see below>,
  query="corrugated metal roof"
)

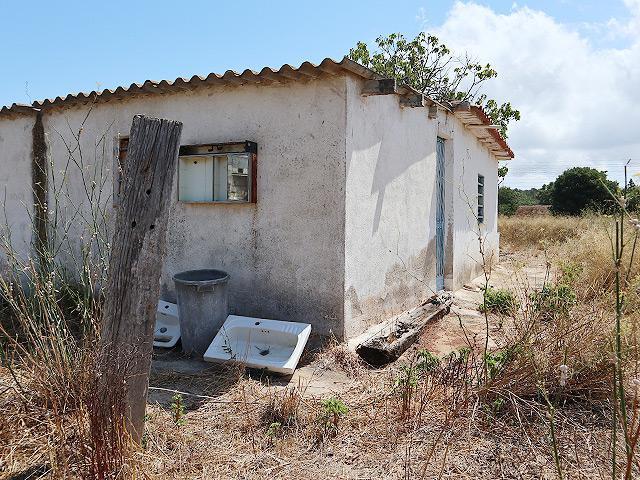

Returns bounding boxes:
[0,56,513,158]
[0,103,39,116]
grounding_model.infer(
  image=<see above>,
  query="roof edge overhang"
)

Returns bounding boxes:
[0,57,382,116]
[450,100,514,160]
[0,103,40,118]
[0,57,514,160]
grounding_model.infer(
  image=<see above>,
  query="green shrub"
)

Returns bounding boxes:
[416,349,441,372]
[393,365,419,418]
[170,394,186,426]
[531,283,576,321]
[558,261,582,284]
[530,262,579,321]
[320,398,348,436]
[485,397,506,417]
[266,422,282,438]
[457,346,471,362]
[479,287,519,314]
[394,364,418,389]
[484,347,520,381]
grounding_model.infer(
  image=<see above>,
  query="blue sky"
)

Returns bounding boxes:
[0,0,628,106]
[1,0,638,187]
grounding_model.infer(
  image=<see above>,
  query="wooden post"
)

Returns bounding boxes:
[101,114,182,443]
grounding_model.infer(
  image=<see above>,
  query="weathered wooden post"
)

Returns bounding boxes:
[101,114,182,443]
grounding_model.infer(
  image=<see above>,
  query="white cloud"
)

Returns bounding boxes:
[431,1,640,188]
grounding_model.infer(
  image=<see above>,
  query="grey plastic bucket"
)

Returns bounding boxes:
[173,269,230,356]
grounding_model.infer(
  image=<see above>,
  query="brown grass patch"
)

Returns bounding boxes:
[499,214,588,250]
[3,214,640,479]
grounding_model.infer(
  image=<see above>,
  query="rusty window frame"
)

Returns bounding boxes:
[177,141,257,204]
[115,138,258,205]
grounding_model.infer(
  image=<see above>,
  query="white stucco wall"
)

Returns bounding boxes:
[0,78,348,337]
[0,73,502,340]
[344,77,447,338]
[449,114,500,286]
[0,115,34,267]
[343,79,500,338]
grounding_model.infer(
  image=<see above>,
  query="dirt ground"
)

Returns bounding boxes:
[150,253,549,402]
[139,251,616,479]
[413,252,549,358]
[149,255,546,403]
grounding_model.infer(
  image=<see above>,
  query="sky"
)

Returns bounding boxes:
[1,0,638,189]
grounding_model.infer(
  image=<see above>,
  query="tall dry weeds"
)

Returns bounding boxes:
[494,210,640,477]
[119,210,639,478]
[499,214,588,250]
[0,109,139,478]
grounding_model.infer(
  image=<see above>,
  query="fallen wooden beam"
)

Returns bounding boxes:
[355,293,453,367]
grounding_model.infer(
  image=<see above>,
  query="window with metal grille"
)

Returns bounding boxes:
[477,174,485,223]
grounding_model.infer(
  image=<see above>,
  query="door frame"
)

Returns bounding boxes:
[435,137,446,291]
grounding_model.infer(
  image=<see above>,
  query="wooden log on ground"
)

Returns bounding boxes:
[101,114,183,443]
[355,294,453,367]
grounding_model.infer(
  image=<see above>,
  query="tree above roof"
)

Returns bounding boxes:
[349,32,520,138]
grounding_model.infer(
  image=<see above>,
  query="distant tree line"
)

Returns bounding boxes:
[499,166,640,216]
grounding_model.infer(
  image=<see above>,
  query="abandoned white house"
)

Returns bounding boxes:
[0,57,514,340]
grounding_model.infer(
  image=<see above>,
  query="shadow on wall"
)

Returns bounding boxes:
[347,102,435,235]
[371,138,436,234]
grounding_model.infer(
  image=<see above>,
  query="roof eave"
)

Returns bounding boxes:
[451,101,514,160]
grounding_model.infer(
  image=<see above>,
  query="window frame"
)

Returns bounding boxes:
[177,141,257,204]
[113,136,129,207]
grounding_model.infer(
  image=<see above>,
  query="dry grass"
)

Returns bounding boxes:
[2,213,640,479]
[555,220,640,301]
[502,212,640,306]
[491,215,639,405]
[499,214,589,250]
[0,262,137,479]
[0,350,619,479]
[130,355,619,479]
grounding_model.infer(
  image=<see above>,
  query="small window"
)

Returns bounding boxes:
[477,174,485,223]
[178,141,257,203]
[114,137,129,206]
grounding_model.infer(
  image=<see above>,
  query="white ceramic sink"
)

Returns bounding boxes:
[153,300,180,348]
[203,315,312,374]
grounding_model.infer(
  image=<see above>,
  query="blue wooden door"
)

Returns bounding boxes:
[435,138,446,291]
